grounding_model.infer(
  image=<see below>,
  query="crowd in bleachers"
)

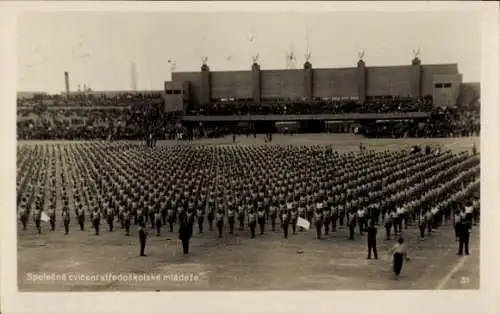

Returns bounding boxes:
[17,92,169,140]
[431,105,480,137]
[16,92,479,140]
[359,105,480,138]
[189,97,433,116]
[17,92,163,108]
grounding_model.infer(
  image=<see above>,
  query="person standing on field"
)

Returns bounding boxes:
[390,236,410,279]
[138,223,148,257]
[367,220,378,260]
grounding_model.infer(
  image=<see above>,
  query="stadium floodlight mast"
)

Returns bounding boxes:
[286,43,297,70]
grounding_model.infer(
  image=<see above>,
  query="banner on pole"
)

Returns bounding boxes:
[41,212,50,223]
[297,217,310,231]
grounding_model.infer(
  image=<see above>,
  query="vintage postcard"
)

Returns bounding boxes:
[1,1,499,314]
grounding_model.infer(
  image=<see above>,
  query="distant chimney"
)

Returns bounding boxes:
[64,71,70,94]
[131,63,137,91]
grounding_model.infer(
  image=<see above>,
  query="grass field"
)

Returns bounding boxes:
[17,134,480,291]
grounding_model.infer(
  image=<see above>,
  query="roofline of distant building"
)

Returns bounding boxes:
[171,63,460,75]
[65,90,163,94]
[17,90,163,96]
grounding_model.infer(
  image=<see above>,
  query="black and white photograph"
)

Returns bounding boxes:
[1,1,499,314]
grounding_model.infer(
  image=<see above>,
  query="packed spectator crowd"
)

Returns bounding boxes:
[16,92,479,140]
[189,97,434,116]
[17,92,163,108]
[17,92,168,140]
[360,105,480,139]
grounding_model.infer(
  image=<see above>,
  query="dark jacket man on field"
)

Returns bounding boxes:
[367,220,378,260]
[179,211,194,254]
[138,224,148,256]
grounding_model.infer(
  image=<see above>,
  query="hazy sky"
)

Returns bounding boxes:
[17,9,481,93]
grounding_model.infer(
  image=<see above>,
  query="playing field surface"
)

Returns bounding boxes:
[17,134,480,291]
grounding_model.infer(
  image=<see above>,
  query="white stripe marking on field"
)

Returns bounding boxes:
[435,256,467,290]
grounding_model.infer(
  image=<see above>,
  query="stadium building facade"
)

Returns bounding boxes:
[16,56,479,137]
[162,56,476,134]
[164,57,463,112]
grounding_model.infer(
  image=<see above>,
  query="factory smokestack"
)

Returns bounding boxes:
[64,71,70,94]
[131,62,137,91]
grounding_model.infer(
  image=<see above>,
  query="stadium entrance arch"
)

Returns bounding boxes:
[325,120,356,133]
[275,121,300,134]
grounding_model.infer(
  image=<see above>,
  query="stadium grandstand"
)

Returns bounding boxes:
[16,55,479,140]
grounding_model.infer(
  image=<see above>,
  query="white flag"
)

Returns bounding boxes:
[41,212,50,223]
[296,217,310,231]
